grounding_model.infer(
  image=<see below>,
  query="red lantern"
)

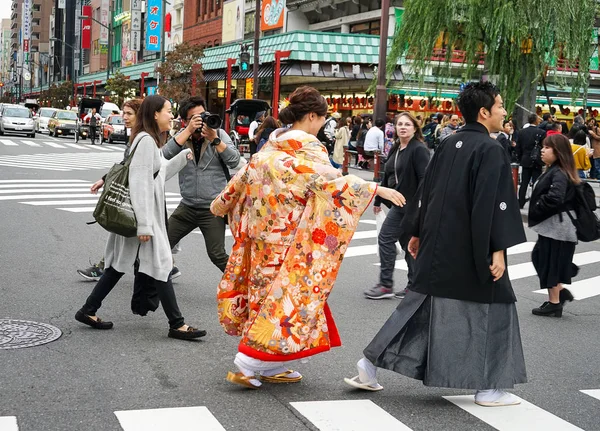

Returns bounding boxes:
[326,98,331,105]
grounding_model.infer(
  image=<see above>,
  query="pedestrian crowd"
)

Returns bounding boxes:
[73,82,598,408]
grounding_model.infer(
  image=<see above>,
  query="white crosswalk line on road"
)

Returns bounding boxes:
[0,139,18,146]
[43,141,67,148]
[510,251,600,280]
[0,179,88,183]
[21,140,41,147]
[59,203,181,212]
[64,143,91,149]
[581,389,600,401]
[0,152,122,171]
[0,417,18,431]
[0,188,92,194]
[90,145,115,151]
[115,406,226,431]
[534,276,600,300]
[0,193,98,201]
[290,400,413,430]
[444,395,584,431]
[0,183,92,188]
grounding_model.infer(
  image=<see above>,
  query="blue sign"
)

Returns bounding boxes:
[145,0,162,52]
[147,86,156,95]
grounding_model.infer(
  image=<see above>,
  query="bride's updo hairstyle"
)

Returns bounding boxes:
[278,86,328,125]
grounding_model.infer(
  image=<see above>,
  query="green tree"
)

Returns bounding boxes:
[155,41,205,104]
[387,0,597,125]
[105,70,138,107]
[43,81,73,109]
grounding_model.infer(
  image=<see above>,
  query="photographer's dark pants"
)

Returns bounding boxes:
[167,203,229,272]
[81,266,185,329]
[89,125,97,144]
[378,206,414,289]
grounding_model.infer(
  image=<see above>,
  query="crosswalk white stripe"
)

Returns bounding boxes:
[534,276,600,300]
[345,244,378,257]
[43,141,67,148]
[580,389,600,401]
[0,162,70,171]
[290,400,413,430]
[0,193,98,201]
[21,197,182,206]
[510,251,600,280]
[0,139,18,146]
[0,188,92,194]
[21,140,41,147]
[443,395,584,431]
[0,417,18,431]
[360,220,377,225]
[59,203,181,212]
[352,230,378,240]
[0,179,88,183]
[89,145,115,151]
[114,406,226,431]
[0,183,92,188]
[64,143,91,149]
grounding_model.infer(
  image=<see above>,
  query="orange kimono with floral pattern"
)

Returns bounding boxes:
[211,129,377,361]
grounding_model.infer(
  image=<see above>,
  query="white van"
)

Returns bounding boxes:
[100,102,121,120]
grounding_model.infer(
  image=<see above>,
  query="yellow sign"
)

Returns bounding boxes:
[245,79,254,99]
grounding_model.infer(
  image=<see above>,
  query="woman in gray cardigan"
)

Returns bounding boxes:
[75,95,206,340]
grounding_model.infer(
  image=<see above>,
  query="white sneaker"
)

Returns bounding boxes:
[474,389,521,407]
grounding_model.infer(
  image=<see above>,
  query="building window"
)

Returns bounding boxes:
[244,12,255,39]
[196,0,201,16]
[350,20,380,35]
[210,0,214,13]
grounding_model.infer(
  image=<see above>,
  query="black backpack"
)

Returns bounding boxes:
[566,182,600,242]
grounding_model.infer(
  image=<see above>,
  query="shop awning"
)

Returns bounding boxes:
[200,30,395,72]
[202,64,293,81]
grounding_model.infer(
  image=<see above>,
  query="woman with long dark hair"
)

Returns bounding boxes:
[529,134,580,317]
[211,86,405,388]
[364,112,430,299]
[75,95,206,339]
[254,115,281,152]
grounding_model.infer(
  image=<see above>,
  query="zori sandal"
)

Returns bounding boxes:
[259,370,303,383]
[343,375,384,391]
[226,371,261,389]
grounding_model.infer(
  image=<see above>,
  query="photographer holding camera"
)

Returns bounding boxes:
[162,96,241,275]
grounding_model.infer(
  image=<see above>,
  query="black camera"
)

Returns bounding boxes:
[196,112,221,133]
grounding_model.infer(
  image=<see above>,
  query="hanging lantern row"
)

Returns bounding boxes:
[387,94,456,112]
[325,96,375,110]
[535,105,598,118]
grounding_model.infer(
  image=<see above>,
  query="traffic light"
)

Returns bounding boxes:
[240,51,250,72]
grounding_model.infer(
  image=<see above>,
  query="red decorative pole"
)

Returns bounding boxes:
[93,80,102,98]
[272,50,292,119]
[140,72,149,96]
[225,58,237,134]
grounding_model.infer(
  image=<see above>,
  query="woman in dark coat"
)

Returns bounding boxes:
[364,112,430,299]
[528,134,579,317]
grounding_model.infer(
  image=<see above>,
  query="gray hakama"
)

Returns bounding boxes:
[363,290,527,389]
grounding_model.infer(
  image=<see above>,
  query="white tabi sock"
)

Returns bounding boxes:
[357,357,378,386]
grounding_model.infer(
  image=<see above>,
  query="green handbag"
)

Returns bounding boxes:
[93,143,157,237]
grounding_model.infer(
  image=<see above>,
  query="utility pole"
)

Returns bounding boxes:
[157,0,166,90]
[373,0,390,122]
[106,0,112,82]
[252,0,260,99]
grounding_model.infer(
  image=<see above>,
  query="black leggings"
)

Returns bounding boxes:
[81,266,185,329]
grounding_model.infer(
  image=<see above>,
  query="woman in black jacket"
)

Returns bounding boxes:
[364,112,431,299]
[528,134,579,317]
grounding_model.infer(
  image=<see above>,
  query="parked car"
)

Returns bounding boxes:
[35,108,58,134]
[100,114,127,144]
[48,110,79,137]
[0,105,35,137]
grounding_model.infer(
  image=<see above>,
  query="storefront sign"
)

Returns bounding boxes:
[147,86,156,95]
[222,0,245,43]
[100,0,110,45]
[245,79,253,99]
[58,0,65,9]
[131,11,142,31]
[146,0,162,52]
[131,0,142,11]
[114,11,131,24]
[81,6,92,50]
[260,0,285,32]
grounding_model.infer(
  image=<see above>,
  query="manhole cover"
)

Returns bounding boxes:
[0,319,62,350]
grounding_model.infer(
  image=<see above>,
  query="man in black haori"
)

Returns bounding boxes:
[345,81,528,407]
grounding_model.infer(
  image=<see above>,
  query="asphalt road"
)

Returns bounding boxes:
[0,133,599,431]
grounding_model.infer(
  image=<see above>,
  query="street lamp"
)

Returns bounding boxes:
[77,9,113,82]
[50,37,79,84]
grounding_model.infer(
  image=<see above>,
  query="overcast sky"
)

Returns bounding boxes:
[0,7,11,22]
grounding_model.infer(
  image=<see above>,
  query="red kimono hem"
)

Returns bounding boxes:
[238,303,342,362]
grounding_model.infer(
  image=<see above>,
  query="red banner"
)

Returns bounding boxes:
[81,5,92,49]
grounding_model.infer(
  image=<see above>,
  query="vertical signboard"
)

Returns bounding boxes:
[100,0,110,45]
[260,0,285,32]
[22,0,31,54]
[146,0,162,52]
[130,0,142,52]
[81,5,92,49]
[58,0,66,9]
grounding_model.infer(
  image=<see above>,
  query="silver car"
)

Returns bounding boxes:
[0,106,35,138]
[35,108,58,134]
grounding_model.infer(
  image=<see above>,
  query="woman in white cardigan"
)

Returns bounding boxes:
[76,95,206,340]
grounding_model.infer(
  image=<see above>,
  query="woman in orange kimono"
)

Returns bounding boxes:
[211,86,405,388]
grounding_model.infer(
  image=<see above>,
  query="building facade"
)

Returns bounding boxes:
[1,19,12,86]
